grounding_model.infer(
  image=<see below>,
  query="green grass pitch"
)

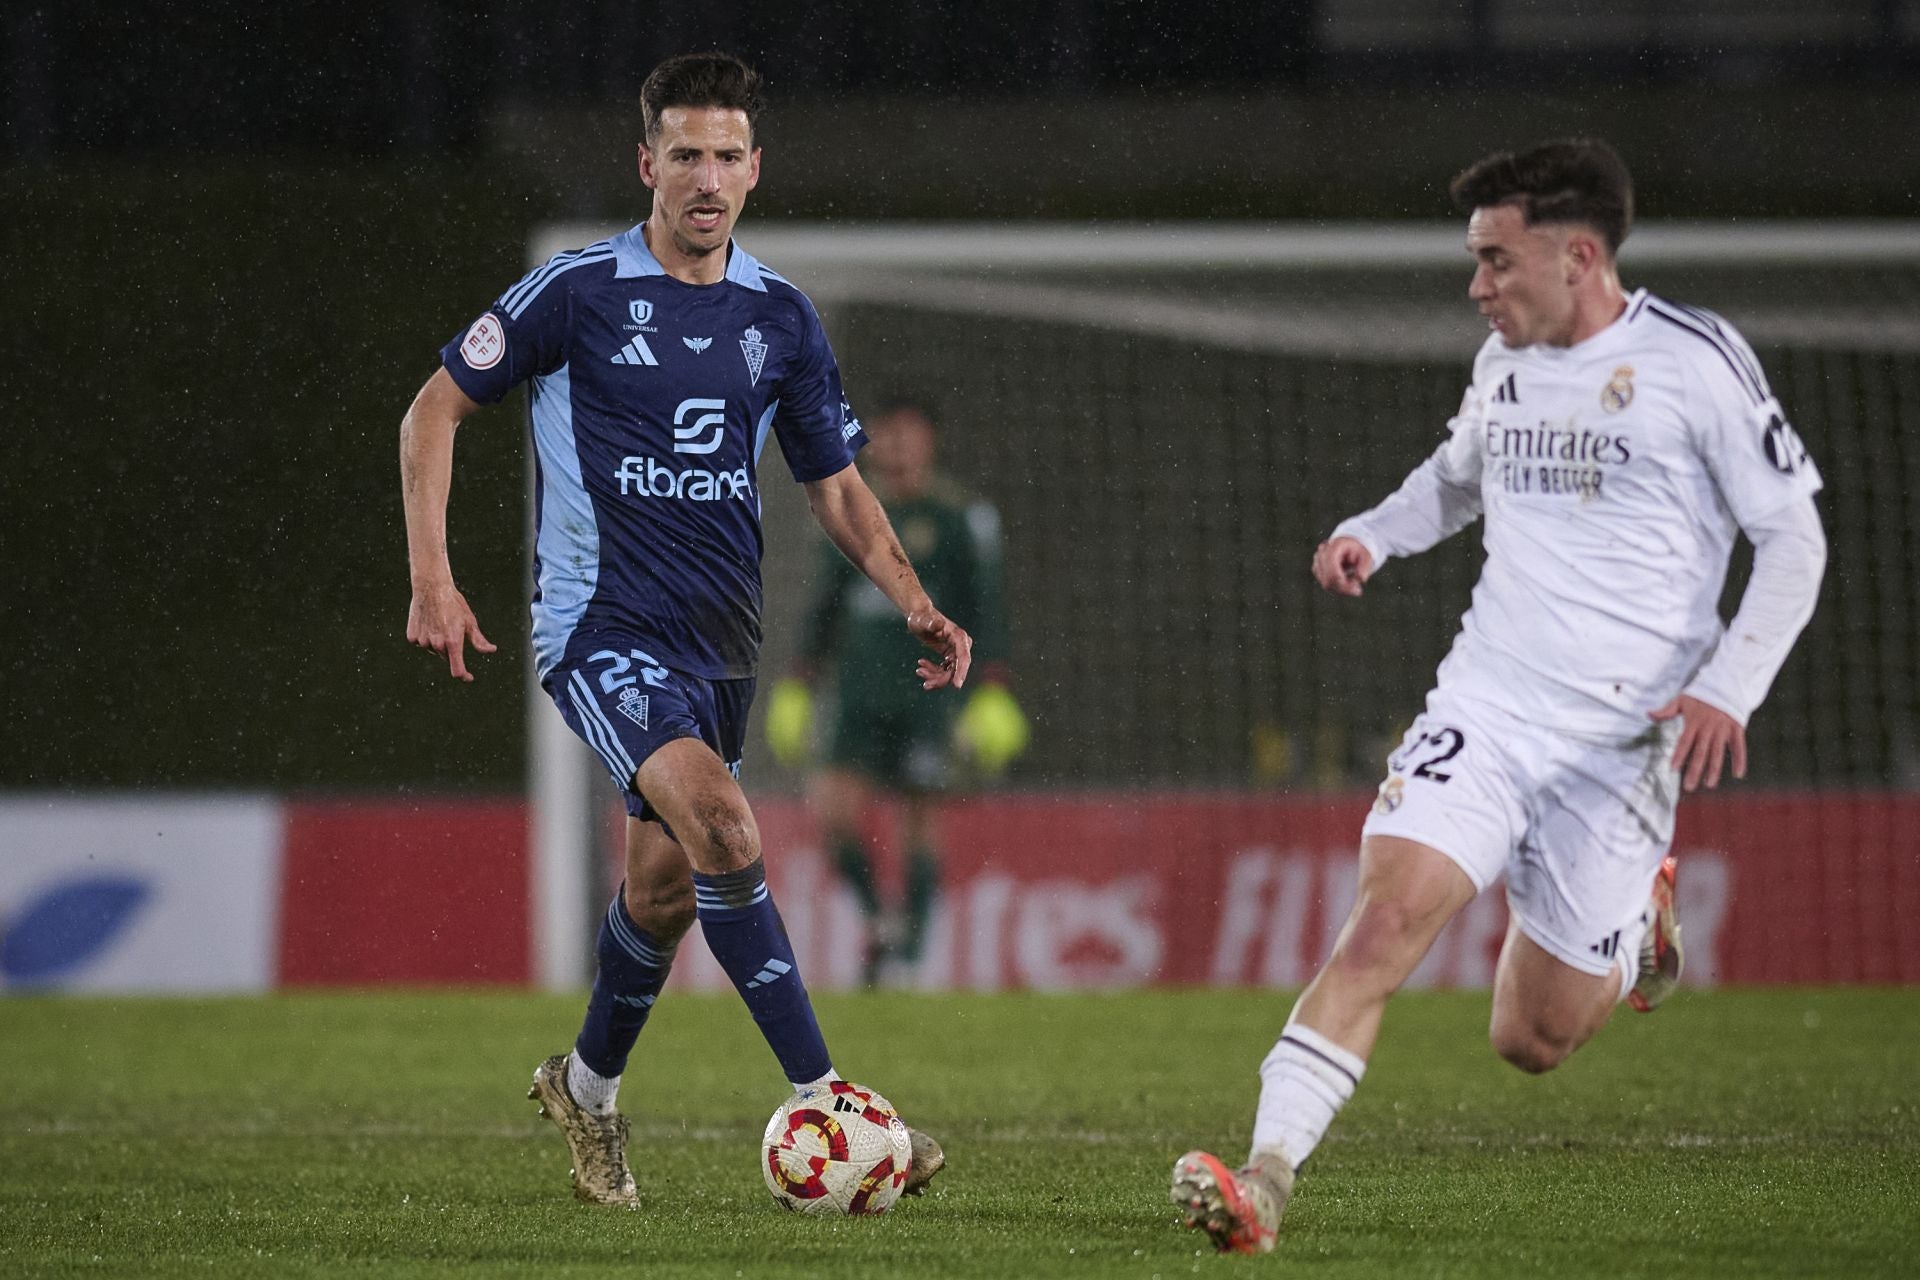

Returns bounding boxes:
[2,988,1915,1277]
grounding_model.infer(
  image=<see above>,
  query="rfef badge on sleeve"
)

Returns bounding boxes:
[461,314,506,370]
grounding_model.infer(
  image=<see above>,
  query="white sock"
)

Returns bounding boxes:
[567,1050,620,1116]
[800,1068,842,1090]
[1615,907,1652,1001]
[1251,1022,1367,1170]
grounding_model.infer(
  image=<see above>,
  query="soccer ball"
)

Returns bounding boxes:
[761,1080,913,1215]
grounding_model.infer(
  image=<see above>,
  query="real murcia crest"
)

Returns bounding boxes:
[740,325,768,386]
[1601,364,1635,414]
[616,686,649,729]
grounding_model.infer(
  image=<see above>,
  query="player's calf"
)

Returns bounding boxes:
[694,857,834,1083]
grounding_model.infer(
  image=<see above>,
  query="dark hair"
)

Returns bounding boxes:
[640,52,765,144]
[1449,138,1634,254]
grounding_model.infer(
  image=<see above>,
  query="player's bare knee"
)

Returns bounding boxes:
[684,793,760,874]
[1495,1036,1569,1075]
[1490,1017,1574,1074]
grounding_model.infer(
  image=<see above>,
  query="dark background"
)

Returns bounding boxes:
[6,2,1918,793]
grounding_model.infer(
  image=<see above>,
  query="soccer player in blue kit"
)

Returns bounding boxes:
[399,53,970,1208]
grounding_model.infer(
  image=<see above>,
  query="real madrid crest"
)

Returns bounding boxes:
[1373,775,1405,815]
[1601,364,1635,414]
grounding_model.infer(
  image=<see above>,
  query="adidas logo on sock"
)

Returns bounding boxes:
[744,958,792,989]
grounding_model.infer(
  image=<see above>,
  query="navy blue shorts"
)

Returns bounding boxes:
[544,640,756,823]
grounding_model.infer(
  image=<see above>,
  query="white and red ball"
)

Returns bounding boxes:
[761,1081,913,1215]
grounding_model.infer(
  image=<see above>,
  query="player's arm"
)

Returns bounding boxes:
[400,366,497,682]
[1650,324,1827,789]
[1651,495,1826,791]
[804,462,972,690]
[1314,385,1487,597]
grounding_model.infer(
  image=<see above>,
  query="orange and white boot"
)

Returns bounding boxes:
[1628,856,1684,1012]
[1171,1148,1294,1254]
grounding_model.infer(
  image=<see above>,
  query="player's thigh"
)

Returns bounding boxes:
[1489,913,1617,1047]
[546,646,723,822]
[622,818,695,938]
[1503,728,1677,981]
[1361,699,1525,899]
[635,738,760,875]
[1328,834,1479,977]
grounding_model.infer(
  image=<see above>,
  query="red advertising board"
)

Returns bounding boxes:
[719,791,1920,991]
[268,792,1919,990]
[277,799,531,986]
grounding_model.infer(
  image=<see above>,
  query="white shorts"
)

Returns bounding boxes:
[1361,691,1681,977]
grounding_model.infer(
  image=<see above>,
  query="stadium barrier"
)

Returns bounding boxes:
[1,793,1912,992]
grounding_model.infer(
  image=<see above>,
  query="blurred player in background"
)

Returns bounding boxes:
[765,401,1026,984]
[1173,138,1827,1253]
[400,52,968,1208]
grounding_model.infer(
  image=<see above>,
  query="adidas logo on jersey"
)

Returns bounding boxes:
[611,335,658,366]
[1491,372,1520,404]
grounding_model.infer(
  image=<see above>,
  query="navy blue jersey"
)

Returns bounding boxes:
[440,225,867,680]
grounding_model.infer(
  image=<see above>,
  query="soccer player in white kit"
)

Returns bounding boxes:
[1173,138,1827,1254]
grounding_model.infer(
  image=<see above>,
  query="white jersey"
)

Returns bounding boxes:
[1336,289,1823,740]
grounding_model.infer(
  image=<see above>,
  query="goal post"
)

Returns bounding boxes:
[525,220,1920,989]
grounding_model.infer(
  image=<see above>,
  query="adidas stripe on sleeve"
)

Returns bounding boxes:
[441,245,609,404]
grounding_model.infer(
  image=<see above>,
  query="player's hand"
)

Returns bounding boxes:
[957,682,1030,775]
[1649,694,1747,793]
[1313,537,1375,597]
[407,580,497,682]
[765,677,814,767]
[907,607,972,690]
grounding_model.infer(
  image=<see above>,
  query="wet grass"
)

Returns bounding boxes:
[1,987,1915,1277]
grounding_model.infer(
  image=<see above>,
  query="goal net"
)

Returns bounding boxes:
[526,221,1920,987]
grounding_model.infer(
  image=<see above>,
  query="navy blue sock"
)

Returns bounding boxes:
[693,859,832,1083]
[573,889,677,1078]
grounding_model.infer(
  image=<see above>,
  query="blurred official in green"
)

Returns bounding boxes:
[767,400,1027,982]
